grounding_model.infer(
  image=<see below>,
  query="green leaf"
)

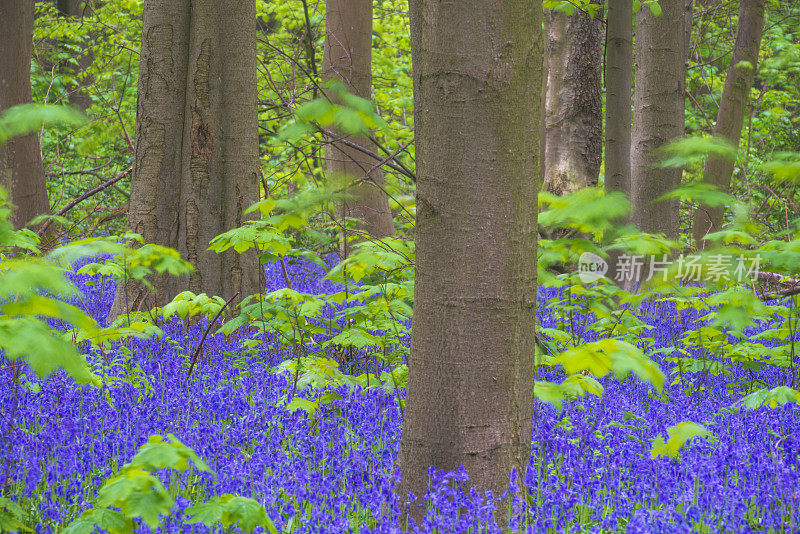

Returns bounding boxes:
[295,97,335,125]
[761,152,800,183]
[650,422,712,460]
[534,380,567,411]
[286,397,318,415]
[655,136,737,168]
[1,295,98,334]
[0,258,76,299]
[554,339,665,392]
[129,434,213,473]
[0,103,85,146]
[0,317,97,384]
[0,497,31,533]
[275,121,313,142]
[658,182,736,208]
[534,374,605,411]
[333,107,369,135]
[62,507,135,534]
[96,467,173,529]
[539,188,630,234]
[325,328,382,350]
[186,495,278,534]
[736,386,800,410]
[561,373,605,398]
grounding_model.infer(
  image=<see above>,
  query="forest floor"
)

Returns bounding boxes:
[2,259,799,533]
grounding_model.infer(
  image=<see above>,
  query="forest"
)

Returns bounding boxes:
[1,0,800,532]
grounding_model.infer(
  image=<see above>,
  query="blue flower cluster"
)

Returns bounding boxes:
[2,262,799,533]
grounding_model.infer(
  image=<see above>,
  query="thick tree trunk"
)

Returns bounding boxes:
[543,9,602,195]
[603,0,633,284]
[322,0,394,255]
[630,0,686,238]
[0,1,50,228]
[109,0,261,318]
[604,0,632,198]
[692,0,765,248]
[397,0,540,526]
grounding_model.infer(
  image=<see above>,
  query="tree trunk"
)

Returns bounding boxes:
[322,0,394,255]
[55,0,95,111]
[692,0,765,248]
[685,0,693,65]
[603,0,633,284]
[630,0,686,238]
[0,1,50,229]
[543,9,602,195]
[604,0,632,198]
[109,0,261,318]
[397,0,540,526]
[56,0,85,16]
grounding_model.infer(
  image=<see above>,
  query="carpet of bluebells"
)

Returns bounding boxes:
[2,259,800,533]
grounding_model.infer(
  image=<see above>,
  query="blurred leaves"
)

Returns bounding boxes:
[655,136,737,168]
[0,497,31,533]
[0,104,84,146]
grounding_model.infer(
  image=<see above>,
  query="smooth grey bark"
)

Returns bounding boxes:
[322,0,394,255]
[397,0,540,525]
[543,9,602,195]
[692,0,765,247]
[604,0,632,198]
[0,1,50,228]
[603,0,633,285]
[109,0,261,318]
[630,0,686,238]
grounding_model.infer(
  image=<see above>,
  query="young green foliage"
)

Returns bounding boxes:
[651,422,714,460]
[64,434,275,533]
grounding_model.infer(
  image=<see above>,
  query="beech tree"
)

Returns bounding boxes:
[542,9,602,195]
[322,0,395,255]
[109,0,261,317]
[630,0,686,238]
[0,1,50,228]
[397,0,541,524]
[692,0,766,247]
[604,0,633,198]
